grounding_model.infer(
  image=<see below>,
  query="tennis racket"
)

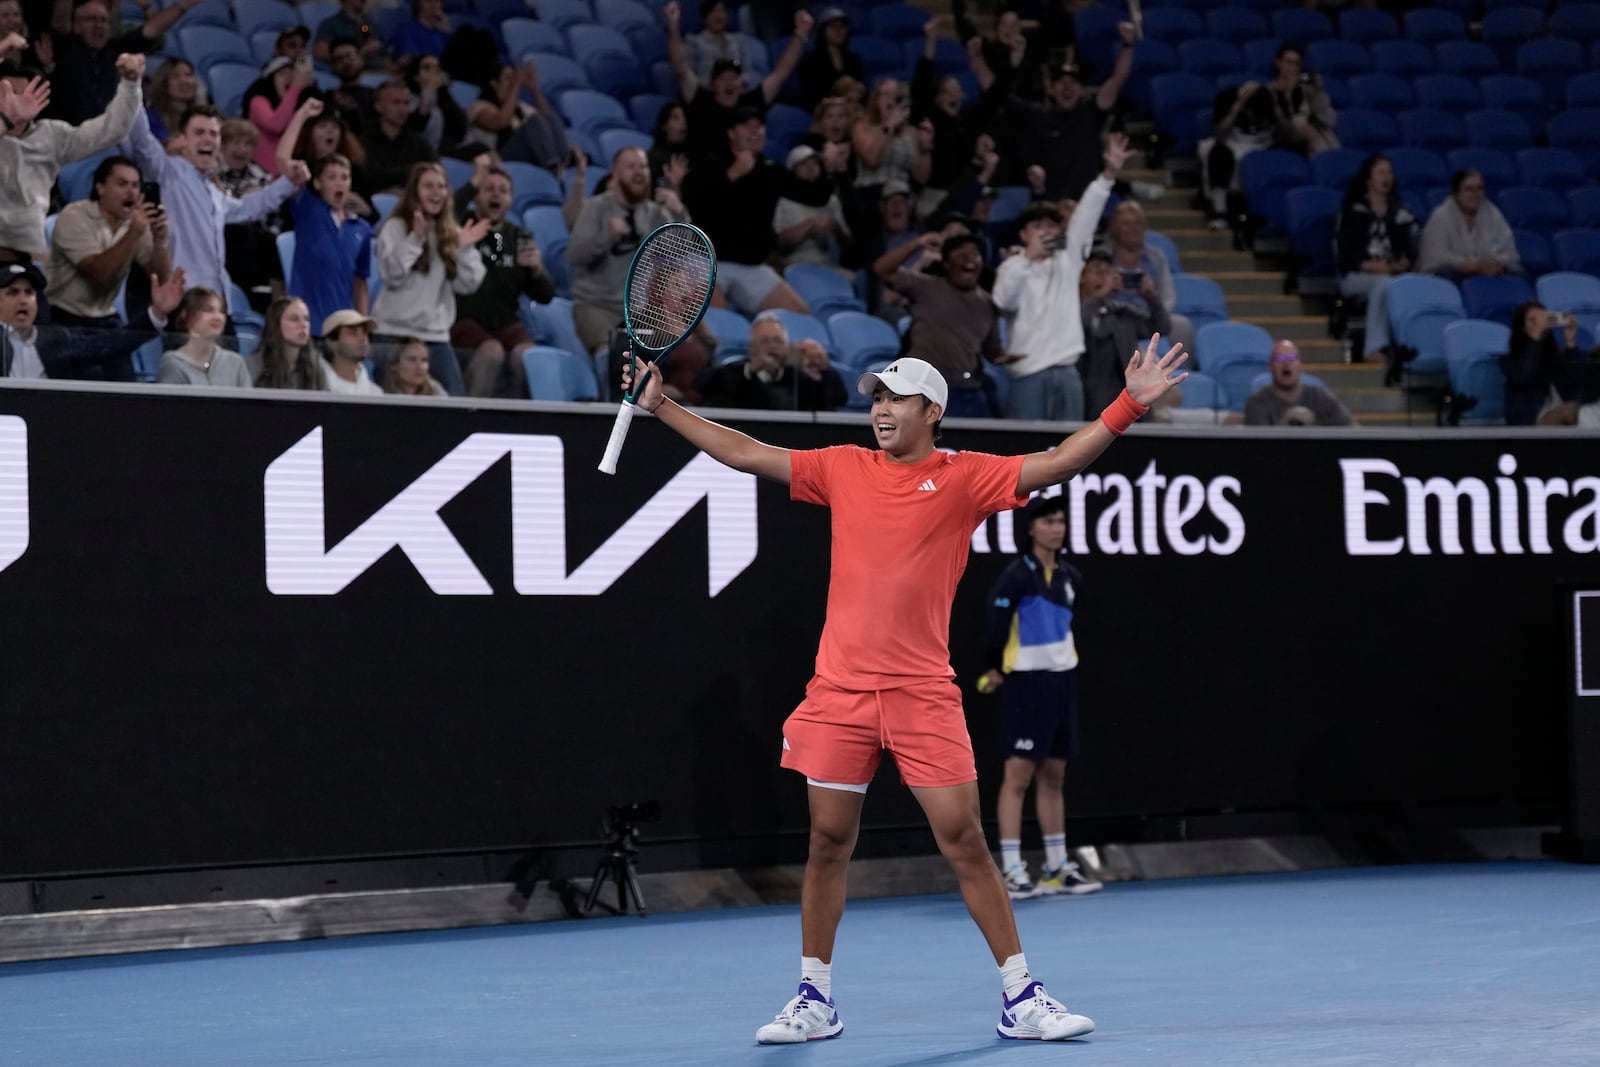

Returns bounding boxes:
[597,221,717,475]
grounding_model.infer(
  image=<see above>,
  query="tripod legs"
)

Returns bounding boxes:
[582,853,648,917]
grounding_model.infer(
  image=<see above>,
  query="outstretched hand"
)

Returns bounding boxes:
[1101,131,1131,178]
[619,350,664,412]
[1123,333,1188,406]
[0,75,49,129]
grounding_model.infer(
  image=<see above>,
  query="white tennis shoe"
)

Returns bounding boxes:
[997,980,1095,1041]
[755,982,844,1044]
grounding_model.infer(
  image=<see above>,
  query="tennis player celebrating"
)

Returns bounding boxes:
[622,201,1183,1049]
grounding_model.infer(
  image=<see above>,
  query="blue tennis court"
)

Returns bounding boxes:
[3,862,1596,1065]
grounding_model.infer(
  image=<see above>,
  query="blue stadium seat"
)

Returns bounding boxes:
[1143,7,1204,44]
[276,231,295,288]
[1272,8,1332,44]
[1173,274,1228,337]
[1465,109,1533,151]
[524,345,599,401]
[57,150,114,204]
[439,156,475,190]
[1194,322,1272,411]
[1436,41,1499,80]
[1240,149,1311,237]
[1386,273,1465,374]
[1147,231,1182,275]
[1174,370,1226,416]
[521,205,569,248]
[1332,108,1398,154]
[502,18,569,59]
[1072,5,1123,81]
[1366,39,1431,78]
[1498,186,1571,233]
[1547,3,1600,49]
[1238,37,1279,76]
[1447,147,1517,191]
[1552,229,1600,275]
[760,309,832,352]
[1206,8,1268,44]
[624,22,667,66]
[501,161,564,211]
[852,35,905,83]
[597,126,651,161]
[1386,147,1451,193]
[1482,75,1548,139]
[868,3,929,42]
[1567,71,1600,109]
[1514,39,1584,107]
[1515,148,1585,193]
[593,0,657,33]
[176,25,253,67]
[542,236,574,297]
[447,80,478,111]
[782,266,863,321]
[476,0,538,24]
[1397,109,1466,153]
[1403,9,1467,45]
[1442,319,1511,423]
[1547,109,1600,175]
[585,53,651,97]
[1150,73,1213,153]
[826,310,901,369]
[701,306,752,359]
[532,0,594,31]
[235,0,297,37]
[1178,38,1241,79]
[626,91,673,135]
[371,193,398,222]
[1481,6,1544,66]
[1485,0,1545,10]
[1306,38,1371,79]
[568,24,632,64]
[1536,272,1600,319]
[527,52,590,95]
[521,295,591,360]
[1312,147,1364,190]
[1286,185,1343,282]
[764,102,813,154]
[177,0,235,29]
[1336,8,1398,45]
[906,36,969,77]
[1567,186,1600,230]
[250,28,281,65]
[1348,73,1413,111]
[986,186,1033,224]
[1461,274,1535,327]
[297,0,338,35]
[1129,39,1180,88]
[206,61,257,118]
[1415,74,1482,112]
[558,88,633,136]
[1513,229,1554,277]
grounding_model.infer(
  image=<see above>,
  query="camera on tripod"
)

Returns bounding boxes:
[606,801,662,831]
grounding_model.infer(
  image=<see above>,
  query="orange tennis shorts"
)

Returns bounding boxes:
[780,676,977,788]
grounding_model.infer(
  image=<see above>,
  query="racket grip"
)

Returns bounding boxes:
[597,400,639,475]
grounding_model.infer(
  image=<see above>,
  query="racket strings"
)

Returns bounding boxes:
[627,229,714,349]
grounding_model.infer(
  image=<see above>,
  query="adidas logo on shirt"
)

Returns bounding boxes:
[917,479,938,492]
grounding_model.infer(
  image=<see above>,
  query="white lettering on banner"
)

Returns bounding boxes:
[1340,453,1600,556]
[972,463,1245,556]
[264,428,759,595]
[0,416,27,574]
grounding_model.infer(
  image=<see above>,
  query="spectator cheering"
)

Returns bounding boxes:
[451,157,557,397]
[325,38,374,134]
[875,230,1007,417]
[0,257,46,377]
[319,308,382,395]
[476,60,569,172]
[682,0,745,87]
[42,0,192,124]
[1243,339,1355,426]
[1417,169,1522,282]
[121,101,309,325]
[247,296,324,390]
[244,55,315,177]
[797,8,862,112]
[648,100,689,191]
[278,98,374,331]
[45,153,171,333]
[682,107,811,316]
[145,57,203,143]
[773,144,853,274]
[568,145,690,357]
[156,286,252,388]
[359,79,438,197]
[1079,251,1170,415]
[0,51,143,261]
[371,160,490,395]
[1335,154,1417,375]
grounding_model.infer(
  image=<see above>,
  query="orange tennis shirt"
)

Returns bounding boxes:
[790,445,1028,691]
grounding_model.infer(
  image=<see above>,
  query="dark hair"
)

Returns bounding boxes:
[0,59,44,80]
[941,233,983,260]
[90,153,140,190]
[1342,153,1394,211]
[1085,248,1114,265]
[309,153,352,183]
[1509,300,1547,350]
[698,0,725,17]
[173,286,223,332]
[329,36,361,55]
[1016,202,1064,229]
[178,103,223,132]
[1275,43,1303,61]
[1450,167,1483,195]
[921,395,943,443]
[652,100,685,143]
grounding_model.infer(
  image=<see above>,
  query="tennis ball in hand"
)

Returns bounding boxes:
[976,675,996,694]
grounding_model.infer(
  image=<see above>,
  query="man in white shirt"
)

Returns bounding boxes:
[320,309,383,395]
[989,133,1127,421]
[0,259,47,378]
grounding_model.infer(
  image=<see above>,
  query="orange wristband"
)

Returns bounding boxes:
[1099,389,1148,436]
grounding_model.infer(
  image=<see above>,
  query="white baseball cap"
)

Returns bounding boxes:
[855,357,948,411]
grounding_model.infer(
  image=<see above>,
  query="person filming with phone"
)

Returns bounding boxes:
[46,153,171,334]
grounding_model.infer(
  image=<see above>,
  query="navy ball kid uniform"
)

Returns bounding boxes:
[982,549,1083,761]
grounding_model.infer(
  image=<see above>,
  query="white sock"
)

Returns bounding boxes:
[999,952,1034,999]
[1210,188,1227,214]
[801,956,831,999]
[1044,834,1068,870]
[1000,839,1023,871]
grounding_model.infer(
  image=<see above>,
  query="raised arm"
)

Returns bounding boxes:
[622,356,792,482]
[1094,22,1137,112]
[1016,333,1187,495]
[276,96,323,176]
[761,9,814,104]
[662,2,698,100]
